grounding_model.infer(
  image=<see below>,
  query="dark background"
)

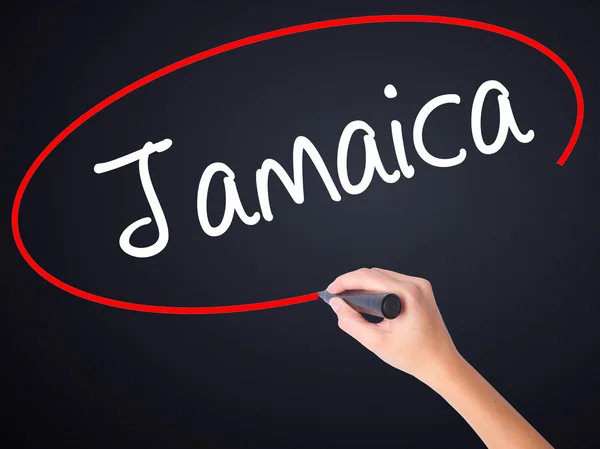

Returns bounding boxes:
[2,1,598,447]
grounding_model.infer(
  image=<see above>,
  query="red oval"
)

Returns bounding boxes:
[12,15,584,314]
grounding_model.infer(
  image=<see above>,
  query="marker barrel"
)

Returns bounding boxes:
[319,290,402,319]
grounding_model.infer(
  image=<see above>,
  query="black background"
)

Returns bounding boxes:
[3,1,599,447]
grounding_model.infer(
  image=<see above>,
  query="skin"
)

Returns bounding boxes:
[327,267,554,449]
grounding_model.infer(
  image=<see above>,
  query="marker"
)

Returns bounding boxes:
[318,290,402,319]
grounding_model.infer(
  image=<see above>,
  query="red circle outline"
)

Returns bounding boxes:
[11,15,584,314]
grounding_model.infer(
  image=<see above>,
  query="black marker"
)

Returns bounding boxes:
[318,290,402,319]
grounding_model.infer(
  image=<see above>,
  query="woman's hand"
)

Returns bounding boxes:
[327,267,554,449]
[327,267,459,384]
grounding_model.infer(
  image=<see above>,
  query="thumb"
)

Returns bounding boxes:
[330,297,384,351]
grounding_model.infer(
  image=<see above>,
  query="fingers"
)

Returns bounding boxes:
[370,268,420,284]
[371,268,433,293]
[330,297,385,350]
[327,268,421,308]
[328,268,399,294]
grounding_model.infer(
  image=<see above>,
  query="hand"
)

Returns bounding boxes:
[328,268,554,449]
[327,267,460,384]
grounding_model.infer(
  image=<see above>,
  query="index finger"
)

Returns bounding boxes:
[327,268,401,294]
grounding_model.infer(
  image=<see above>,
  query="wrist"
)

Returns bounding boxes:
[416,348,469,390]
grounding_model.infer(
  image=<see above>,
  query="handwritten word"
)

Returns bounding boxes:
[94,80,534,258]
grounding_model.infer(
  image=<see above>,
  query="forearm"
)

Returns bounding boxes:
[424,354,553,449]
